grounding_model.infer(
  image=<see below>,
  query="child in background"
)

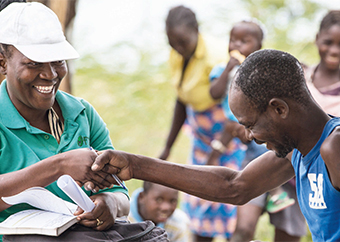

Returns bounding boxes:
[208,19,306,242]
[129,181,190,242]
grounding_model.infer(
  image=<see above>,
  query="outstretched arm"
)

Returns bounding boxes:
[92,149,295,205]
[159,99,187,160]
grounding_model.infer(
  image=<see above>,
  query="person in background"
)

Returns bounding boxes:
[160,5,245,241]
[0,2,129,241]
[129,181,190,242]
[305,10,340,96]
[92,49,340,242]
[208,20,305,242]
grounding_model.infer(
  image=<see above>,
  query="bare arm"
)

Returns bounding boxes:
[210,57,240,100]
[320,127,340,190]
[92,149,295,205]
[0,149,115,212]
[159,99,187,160]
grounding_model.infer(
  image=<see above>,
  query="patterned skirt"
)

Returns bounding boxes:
[182,104,246,239]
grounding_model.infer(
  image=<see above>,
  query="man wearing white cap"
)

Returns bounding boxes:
[0,2,130,240]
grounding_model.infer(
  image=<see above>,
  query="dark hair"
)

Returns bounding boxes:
[319,10,340,32]
[233,49,310,113]
[165,5,198,31]
[0,44,12,58]
[143,181,154,193]
[0,0,26,12]
[238,20,264,43]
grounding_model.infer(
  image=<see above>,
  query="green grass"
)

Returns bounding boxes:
[73,61,312,242]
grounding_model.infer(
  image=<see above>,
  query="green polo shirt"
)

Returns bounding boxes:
[0,80,128,224]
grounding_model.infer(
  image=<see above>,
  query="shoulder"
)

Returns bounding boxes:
[321,126,340,189]
[321,126,340,159]
[167,208,190,225]
[57,90,90,108]
[209,63,227,81]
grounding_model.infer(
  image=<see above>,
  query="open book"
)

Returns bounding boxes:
[0,175,95,236]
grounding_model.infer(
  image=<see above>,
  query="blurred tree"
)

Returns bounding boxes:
[244,0,323,65]
[209,0,333,66]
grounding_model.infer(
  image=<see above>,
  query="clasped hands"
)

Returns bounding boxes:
[69,149,128,193]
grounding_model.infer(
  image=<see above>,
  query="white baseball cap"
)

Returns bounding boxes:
[0,2,79,62]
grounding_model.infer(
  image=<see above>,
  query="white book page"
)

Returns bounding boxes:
[2,187,77,215]
[57,175,95,212]
[0,209,75,229]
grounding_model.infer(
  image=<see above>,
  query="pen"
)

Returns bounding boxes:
[112,174,128,190]
[89,147,127,190]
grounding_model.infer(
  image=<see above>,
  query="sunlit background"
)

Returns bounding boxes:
[73,0,340,73]
[70,1,339,241]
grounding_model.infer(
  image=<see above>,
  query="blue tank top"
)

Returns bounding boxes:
[291,117,340,242]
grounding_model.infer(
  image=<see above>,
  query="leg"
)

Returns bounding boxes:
[274,228,301,242]
[230,203,263,242]
[193,234,214,242]
[270,181,306,242]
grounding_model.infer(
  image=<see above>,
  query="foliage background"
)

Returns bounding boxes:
[71,0,339,241]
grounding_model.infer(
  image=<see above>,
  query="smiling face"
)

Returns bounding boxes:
[166,24,198,61]
[229,86,296,158]
[138,184,178,224]
[316,24,340,70]
[229,22,262,58]
[1,46,67,116]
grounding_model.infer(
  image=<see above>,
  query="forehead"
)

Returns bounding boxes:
[319,24,340,37]
[229,85,257,125]
[147,184,178,197]
[167,24,195,39]
[231,23,260,39]
[6,46,28,61]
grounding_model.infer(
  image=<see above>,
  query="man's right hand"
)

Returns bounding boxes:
[91,150,133,182]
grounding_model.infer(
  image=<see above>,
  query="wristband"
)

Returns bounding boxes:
[211,139,227,153]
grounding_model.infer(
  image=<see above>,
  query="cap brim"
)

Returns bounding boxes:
[14,40,79,62]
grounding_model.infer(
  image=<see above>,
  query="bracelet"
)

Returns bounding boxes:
[210,139,227,153]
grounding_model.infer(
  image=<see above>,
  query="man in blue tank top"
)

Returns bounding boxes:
[92,49,340,242]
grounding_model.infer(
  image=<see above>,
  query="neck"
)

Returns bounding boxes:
[295,105,331,156]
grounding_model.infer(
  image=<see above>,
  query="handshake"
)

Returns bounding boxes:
[59,148,133,193]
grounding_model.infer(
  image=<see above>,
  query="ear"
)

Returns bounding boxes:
[0,52,7,76]
[268,98,289,119]
[138,191,146,204]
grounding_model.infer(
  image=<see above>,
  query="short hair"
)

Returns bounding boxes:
[0,43,12,59]
[237,19,265,43]
[143,181,154,193]
[0,0,26,12]
[165,5,198,31]
[233,49,310,113]
[319,10,340,32]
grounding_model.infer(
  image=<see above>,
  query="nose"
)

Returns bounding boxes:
[39,63,58,80]
[244,128,254,141]
[159,202,173,212]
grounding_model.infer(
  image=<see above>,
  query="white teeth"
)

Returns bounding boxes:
[327,57,339,62]
[35,85,54,94]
